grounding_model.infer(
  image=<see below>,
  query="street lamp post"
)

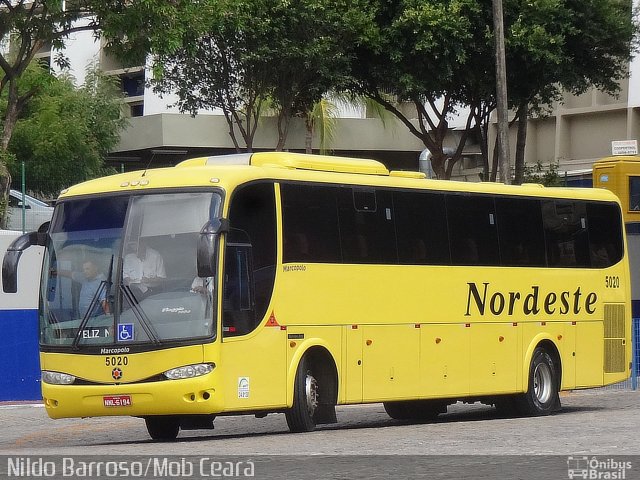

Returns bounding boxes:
[493,0,511,184]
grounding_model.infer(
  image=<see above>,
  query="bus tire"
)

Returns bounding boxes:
[383,400,445,421]
[145,416,180,441]
[285,358,318,433]
[515,347,560,416]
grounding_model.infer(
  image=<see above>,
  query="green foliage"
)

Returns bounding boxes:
[6,65,125,196]
[505,0,636,108]
[149,0,375,150]
[348,0,636,180]
[522,161,564,187]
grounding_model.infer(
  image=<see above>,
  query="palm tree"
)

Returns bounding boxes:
[303,94,395,154]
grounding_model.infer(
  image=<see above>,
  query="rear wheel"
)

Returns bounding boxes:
[515,347,560,416]
[286,358,319,432]
[145,416,180,441]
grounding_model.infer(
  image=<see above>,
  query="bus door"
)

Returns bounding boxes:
[218,183,286,412]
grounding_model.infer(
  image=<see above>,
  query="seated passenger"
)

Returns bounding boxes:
[123,238,166,296]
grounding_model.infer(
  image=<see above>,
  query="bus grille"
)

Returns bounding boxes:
[604,304,626,373]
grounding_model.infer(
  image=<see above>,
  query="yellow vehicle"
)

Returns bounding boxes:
[593,155,640,318]
[3,152,631,440]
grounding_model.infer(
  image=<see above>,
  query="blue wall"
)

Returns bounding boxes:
[0,309,41,400]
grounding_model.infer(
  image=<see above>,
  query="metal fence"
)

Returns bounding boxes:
[7,165,55,233]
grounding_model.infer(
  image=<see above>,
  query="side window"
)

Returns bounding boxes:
[337,187,397,264]
[542,200,589,267]
[630,177,640,211]
[394,191,450,265]
[587,202,623,267]
[495,197,546,267]
[447,194,499,266]
[224,183,276,337]
[281,183,341,263]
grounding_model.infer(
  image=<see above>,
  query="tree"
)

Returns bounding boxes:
[304,98,339,155]
[350,0,636,182]
[6,64,125,196]
[256,0,375,151]
[0,0,174,226]
[350,0,494,179]
[150,0,375,152]
[303,94,394,154]
[504,0,636,184]
[151,1,269,152]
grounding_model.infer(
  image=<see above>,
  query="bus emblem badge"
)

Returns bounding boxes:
[112,368,123,381]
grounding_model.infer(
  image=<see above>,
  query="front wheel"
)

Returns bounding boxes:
[285,358,319,433]
[145,416,180,441]
[515,347,560,416]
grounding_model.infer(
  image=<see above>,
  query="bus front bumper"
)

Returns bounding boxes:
[42,373,221,419]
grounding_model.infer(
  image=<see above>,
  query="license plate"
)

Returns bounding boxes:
[103,395,132,407]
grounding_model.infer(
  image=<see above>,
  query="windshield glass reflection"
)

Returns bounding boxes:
[40,192,220,348]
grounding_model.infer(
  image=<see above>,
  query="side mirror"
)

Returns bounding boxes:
[197,218,229,278]
[2,230,46,293]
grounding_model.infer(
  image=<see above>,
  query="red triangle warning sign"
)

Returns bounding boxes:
[265,311,279,327]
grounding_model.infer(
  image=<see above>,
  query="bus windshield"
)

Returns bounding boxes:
[40,191,221,349]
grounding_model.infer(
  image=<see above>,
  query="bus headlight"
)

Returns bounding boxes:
[41,371,76,385]
[163,363,215,380]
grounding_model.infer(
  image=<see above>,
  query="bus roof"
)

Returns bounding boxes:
[594,155,640,165]
[59,152,620,204]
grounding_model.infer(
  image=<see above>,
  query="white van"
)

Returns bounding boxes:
[7,189,54,232]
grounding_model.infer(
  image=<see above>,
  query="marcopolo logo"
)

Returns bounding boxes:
[465,282,598,317]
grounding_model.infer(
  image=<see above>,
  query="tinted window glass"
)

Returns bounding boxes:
[587,202,623,267]
[53,196,129,233]
[630,177,640,211]
[281,183,341,263]
[338,188,397,264]
[542,200,589,267]
[447,194,499,266]
[495,197,546,266]
[394,191,450,265]
[225,183,276,336]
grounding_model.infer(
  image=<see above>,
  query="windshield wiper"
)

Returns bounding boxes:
[71,255,113,350]
[120,285,162,345]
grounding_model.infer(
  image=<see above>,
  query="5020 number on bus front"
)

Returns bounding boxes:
[605,276,620,288]
[105,356,129,367]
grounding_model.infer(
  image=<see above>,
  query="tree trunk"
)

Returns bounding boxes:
[513,102,528,185]
[276,108,292,152]
[304,114,313,154]
[478,121,489,181]
[490,138,499,182]
[0,80,18,228]
[2,79,20,151]
[0,160,10,228]
[429,151,447,179]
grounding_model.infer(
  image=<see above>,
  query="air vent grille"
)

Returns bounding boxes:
[604,304,626,373]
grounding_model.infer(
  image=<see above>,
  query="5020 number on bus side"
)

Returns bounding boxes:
[605,276,620,288]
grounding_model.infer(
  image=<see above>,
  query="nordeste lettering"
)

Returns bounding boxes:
[465,282,597,317]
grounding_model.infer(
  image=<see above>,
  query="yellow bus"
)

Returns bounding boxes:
[3,152,632,440]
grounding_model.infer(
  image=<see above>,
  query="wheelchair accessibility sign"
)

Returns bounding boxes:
[117,324,134,342]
